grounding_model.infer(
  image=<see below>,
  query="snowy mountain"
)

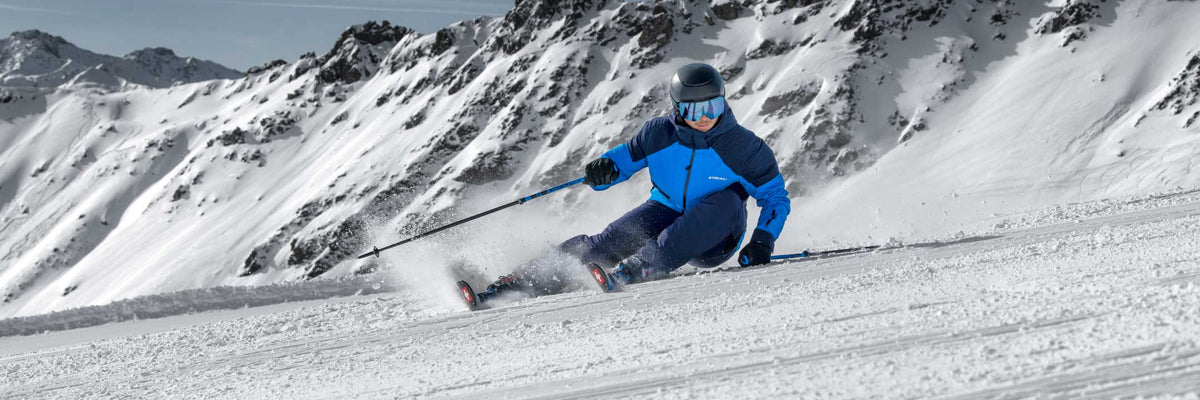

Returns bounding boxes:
[2,0,1200,318]
[0,30,242,90]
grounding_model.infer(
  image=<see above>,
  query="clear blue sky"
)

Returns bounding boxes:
[0,0,513,71]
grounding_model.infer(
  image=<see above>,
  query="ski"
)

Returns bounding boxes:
[457,263,612,311]
[457,245,881,311]
[770,244,881,263]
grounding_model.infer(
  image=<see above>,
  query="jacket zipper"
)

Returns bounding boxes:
[681,148,696,210]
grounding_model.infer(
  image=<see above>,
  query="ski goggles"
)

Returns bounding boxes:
[677,96,725,122]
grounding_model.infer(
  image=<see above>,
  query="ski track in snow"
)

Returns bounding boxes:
[2,192,1200,399]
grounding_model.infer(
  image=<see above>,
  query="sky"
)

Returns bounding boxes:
[0,0,513,71]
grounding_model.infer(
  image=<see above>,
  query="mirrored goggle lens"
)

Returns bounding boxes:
[678,97,725,122]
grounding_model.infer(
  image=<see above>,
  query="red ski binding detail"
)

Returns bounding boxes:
[588,263,613,292]
[456,280,478,311]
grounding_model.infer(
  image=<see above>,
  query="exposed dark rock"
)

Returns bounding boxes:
[711,2,742,20]
[242,196,344,276]
[240,149,266,167]
[401,74,436,103]
[246,59,288,76]
[747,39,798,60]
[289,174,423,279]
[606,88,630,107]
[1153,55,1200,119]
[631,5,674,68]
[720,65,744,81]
[626,84,666,120]
[431,28,456,56]
[506,54,539,76]
[454,151,514,184]
[422,123,482,163]
[489,0,594,55]
[826,131,852,149]
[331,111,349,125]
[447,63,483,96]
[1035,0,1102,35]
[317,21,414,84]
[835,0,955,55]
[257,114,295,137]
[207,128,247,147]
[759,84,820,117]
[171,185,189,202]
[404,110,426,129]
[290,52,318,81]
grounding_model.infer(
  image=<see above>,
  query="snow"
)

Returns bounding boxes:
[2,189,1199,398]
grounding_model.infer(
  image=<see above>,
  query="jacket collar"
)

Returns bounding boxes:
[673,103,737,149]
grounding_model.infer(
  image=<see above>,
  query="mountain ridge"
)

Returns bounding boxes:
[0,29,243,90]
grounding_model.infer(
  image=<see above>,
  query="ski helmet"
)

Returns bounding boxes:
[670,63,726,122]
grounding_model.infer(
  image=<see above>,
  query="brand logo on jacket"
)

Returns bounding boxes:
[707,176,728,181]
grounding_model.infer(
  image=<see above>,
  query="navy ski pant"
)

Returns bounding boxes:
[560,188,748,273]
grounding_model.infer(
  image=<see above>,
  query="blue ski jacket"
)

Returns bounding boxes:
[595,104,791,243]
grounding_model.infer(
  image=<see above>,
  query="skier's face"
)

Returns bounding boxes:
[684,115,716,132]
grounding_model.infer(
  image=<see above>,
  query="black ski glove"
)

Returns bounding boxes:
[738,229,775,267]
[584,157,619,187]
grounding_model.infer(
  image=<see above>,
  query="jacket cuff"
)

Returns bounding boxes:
[750,229,775,251]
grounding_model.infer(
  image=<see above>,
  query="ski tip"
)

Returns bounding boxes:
[587,263,613,292]
[455,280,478,311]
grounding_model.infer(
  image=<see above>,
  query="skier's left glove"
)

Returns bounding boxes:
[738,229,774,267]
[584,157,619,187]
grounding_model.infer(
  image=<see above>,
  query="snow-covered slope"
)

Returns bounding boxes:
[2,189,1198,398]
[0,30,242,90]
[2,0,1200,318]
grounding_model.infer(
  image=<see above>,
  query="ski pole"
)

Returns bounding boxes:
[357,177,587,259]
[769,244,881,262]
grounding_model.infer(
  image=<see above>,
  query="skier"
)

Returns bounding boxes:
[484,62,791,297]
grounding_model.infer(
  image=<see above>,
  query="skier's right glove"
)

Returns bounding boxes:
[738,229,774,267]
[584,157,619,187]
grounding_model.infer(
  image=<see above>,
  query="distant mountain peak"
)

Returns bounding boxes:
[125,47,178,59]
[1,30,241,89]
[316,20,415,84]
[5,29,72,59]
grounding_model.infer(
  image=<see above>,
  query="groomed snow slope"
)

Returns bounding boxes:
[2,188,1198,399]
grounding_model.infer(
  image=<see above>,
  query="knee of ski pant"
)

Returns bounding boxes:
[558,234,590,258]
[689,231,744,268]
[558,233,627,268]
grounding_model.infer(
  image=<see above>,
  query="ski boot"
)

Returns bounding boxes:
[608,255,664,287]
[480,273,527,301]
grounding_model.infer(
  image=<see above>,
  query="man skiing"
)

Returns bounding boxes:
[484,62,790,297]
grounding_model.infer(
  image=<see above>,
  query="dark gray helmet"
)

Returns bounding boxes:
[670,63,725,103]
